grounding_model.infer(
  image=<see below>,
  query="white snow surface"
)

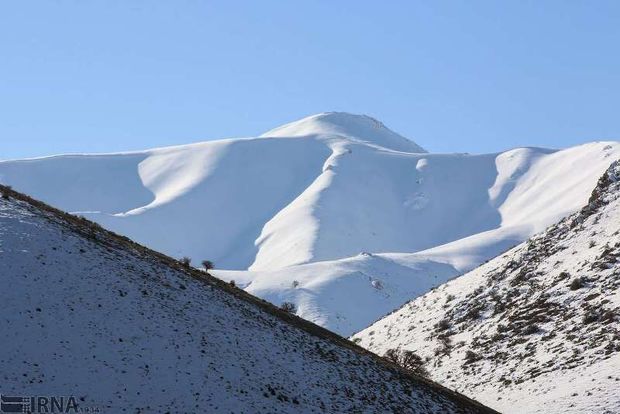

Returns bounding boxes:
[1,112,619,335]
[0,190,494,413]
[353,161,620,414]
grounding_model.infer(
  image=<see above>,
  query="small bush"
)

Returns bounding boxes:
[179,256,191,267]
[292,280,300,288]
[229,280,236,287]
[436,333,453,356]
[384,348,428,377]
[463,350,481,364]
[464,306,482,320]
[280,301,296,314]
[201,260,214,271]
[384,348,400,364]
[400,350,429,376]
[435,318,450,331]
[599,245,613,259]
[583,312,599,324]
[569,277,583,290]
[557,271,570,281]
[1,185,11,200]
[493,300,506,315]
[523,323,540,335]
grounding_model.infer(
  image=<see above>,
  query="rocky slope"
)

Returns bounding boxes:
[353,161,620,413]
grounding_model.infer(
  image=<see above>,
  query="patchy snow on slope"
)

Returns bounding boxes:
[0,189,494,414]
[0,113,618,336]
[353,161,620,414]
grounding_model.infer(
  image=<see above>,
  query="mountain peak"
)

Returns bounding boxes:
[261,112,427,153]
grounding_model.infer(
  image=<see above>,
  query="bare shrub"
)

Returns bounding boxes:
[463,350,481,365]
[201,260,214,271]
[435,318,450,332]
[569,277,583,290]
[384,348,428,377]
[280,301,296,314]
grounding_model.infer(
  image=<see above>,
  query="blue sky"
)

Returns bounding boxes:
[1,1,619,159]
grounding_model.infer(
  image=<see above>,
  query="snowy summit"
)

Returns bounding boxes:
[262,112,427,153]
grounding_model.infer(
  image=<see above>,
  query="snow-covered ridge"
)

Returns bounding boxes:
[352,160,620,414]
[0,185,495,413]
[0,113,618,335]
[261,112,427,153]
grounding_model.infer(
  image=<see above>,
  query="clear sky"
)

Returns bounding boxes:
[1,1,619,159]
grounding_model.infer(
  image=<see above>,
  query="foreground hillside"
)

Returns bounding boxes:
[1,112,619,335]
[353,161,620,413]
[0,186,494,413]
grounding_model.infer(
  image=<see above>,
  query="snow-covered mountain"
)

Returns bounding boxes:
[1,112,618,335]
[352,161,620,414]
[0,186,496,413]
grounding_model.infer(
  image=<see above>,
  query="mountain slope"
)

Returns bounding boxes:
[0,186,496,413]
[352,161,620,414]
[1,113,618,335]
